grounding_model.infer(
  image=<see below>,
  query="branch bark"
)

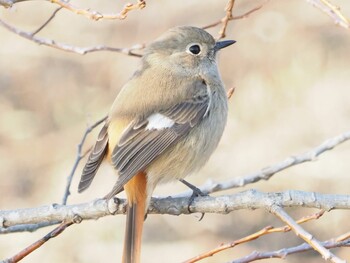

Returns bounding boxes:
[62,116,107,205]
[230,239,350,263]
[184,210,326,263]
[174,131,350,198]
[0,0,146,20]
[307,0,350,29]
[269,205,345,263]
[0,18,144,57]
[50,0,146,21]
[1,190,350,231]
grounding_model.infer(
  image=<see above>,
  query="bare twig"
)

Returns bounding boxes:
[62,115,107,205]
[227,87,235,99]
[50,0,146,21]
[230,238,350,263]
[202,1,268,39]
[0,0,17,8]
[269,205,345,263]
[335,231,350,242]
[0,221,60,234]
[1,130,349,233]
[0,0,146,19]
[218,0,236,39]
[174,130,350,198]
[3,220,78,263]
[0,18,144,57]
[1,190,350,232]
[31,7,63,36]
[184,210,325,263]
[307,0,350,29]
[230,1,268,20]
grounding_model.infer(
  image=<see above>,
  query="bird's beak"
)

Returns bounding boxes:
[214,40,236,51]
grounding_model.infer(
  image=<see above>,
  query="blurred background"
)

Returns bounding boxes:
[0,0,350,262]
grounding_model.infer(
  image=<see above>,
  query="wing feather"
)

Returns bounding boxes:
[78,123,109,193]
[105,82,211,199]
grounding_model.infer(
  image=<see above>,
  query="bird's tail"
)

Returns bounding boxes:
[122,171,147,263]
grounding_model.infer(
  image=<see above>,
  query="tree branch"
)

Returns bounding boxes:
[184,210,325,263]
[1,190,350,232]
[31,7,63,36]
[174,130,350,198]
[0,18,144,56]
[307,0,350,29]
[231,238,350,263]
[269,205,345,263]
[50,0,146,21]
[0,221,60,234]
[3,221,76,263]
[202,0,268,39]
[0,0,146,20]
[62,115,107,205]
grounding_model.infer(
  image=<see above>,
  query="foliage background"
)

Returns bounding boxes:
[0,0,350,262]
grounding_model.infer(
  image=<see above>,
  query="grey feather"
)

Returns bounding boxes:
[105,90,210,199]
[78,123,109,193]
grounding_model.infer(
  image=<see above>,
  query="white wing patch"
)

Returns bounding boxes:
[204,84,212,117]
[146,113,175,130]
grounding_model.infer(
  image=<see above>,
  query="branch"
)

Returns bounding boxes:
[307,0,350,29]
[184,210,325,263]
[3,221,76,263]
[0,18,144,57]
[0,0,21,8]
[202,0,268,39]
[0,0,146,20]
[218,0,235,39]
[31,7,63,36]
[50,0,146,21]
[269,205,345,263]
[174,130,350,197]
[1,190,350,231]
[62,115,107,205]
[231,238,350,263]
[0,221,60,234]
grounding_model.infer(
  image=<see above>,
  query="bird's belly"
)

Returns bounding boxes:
[145,99,227,187]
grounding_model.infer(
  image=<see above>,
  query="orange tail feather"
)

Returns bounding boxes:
[123,171,147,263]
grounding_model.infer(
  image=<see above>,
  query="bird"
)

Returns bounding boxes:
[78,26,235,263]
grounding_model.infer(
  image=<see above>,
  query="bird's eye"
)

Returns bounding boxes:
[187,44,201,55]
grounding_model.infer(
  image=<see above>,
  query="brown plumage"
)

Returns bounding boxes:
[78,26,235,263]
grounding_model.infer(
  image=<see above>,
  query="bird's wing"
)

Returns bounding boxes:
[78,123,109,193]
[105,86,210,199]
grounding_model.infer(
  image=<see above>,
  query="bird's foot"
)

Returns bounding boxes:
[179,179,208,221]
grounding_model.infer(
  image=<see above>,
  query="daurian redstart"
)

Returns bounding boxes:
[78,26,235,263]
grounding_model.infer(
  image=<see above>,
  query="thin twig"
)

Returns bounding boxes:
[0,129,349,233]
[227,87,235,99]
[31,7,63,36]
[3,219,79,263]
[218,0,235,39]
[269,205,345,263]
[174,130,350,198]
[0,0,14,8]
[183,210,325,263]
[0,0,146,19]
[202,1,268,39]
[0,18,144,57]
[62,115,107,205]
[335,231,350,242]
[307,0,350,29]
[230,1,268,20]
[51,0,146,21]
[0,221,60,234]
[230,239,350,263]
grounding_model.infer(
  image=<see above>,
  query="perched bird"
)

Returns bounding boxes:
[78,26,235,263]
